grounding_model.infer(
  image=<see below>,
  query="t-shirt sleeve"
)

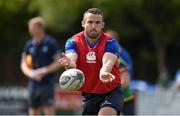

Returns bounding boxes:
[105,38,122,57]
[65,38,78,54]
[22,41,31,56]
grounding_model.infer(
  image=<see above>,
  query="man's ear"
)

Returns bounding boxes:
[81,20,85,28]
[101,21,105,29]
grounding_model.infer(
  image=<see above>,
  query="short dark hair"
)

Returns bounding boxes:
[83,8,103,20]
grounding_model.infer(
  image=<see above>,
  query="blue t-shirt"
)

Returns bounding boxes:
[65,36,121,58]
[22,35,61,85]
[118,48,133,79]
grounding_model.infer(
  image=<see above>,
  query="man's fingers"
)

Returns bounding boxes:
[61,52,67,58]
[58,57,70,67]
[58,58,63,63]
[100,73,115,83]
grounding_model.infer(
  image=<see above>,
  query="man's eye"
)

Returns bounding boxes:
[88,21,93,24]
[96,21,101,24]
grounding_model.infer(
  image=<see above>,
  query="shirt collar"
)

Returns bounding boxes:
[83,33,101,48]
[32,35,47,45]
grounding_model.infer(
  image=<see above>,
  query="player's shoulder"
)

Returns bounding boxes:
[65,37,76,48]
[44,35,59,45]
[45,35,56,42]
[24,38,33,47]
[107,37,121,48]
[107,37,117,42]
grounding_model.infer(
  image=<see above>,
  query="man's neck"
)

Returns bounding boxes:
[85,34,101,45]
[34,34,45,44]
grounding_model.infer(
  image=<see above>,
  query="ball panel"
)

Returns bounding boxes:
[59,69,84,92]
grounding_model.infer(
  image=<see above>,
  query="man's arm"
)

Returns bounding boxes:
[99,52,118,83]
[58,38,78,69]
[58,52,78,69]
[119,67,130,88]
[118,50,131,88]
[41,54,62,73]
[21,55,33,78]
[20,55,42,81]
[21,54,62,81]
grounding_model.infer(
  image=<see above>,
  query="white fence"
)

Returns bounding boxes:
[1,86,180,115]
[137,87,180,115]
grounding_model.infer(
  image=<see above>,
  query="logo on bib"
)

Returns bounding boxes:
[86,52,96,63]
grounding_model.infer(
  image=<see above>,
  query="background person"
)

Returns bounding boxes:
[58,8,125,115]
[174,69,180,89]
[106,30,136,115]
[21,17,61,115]
[171,69,180,100]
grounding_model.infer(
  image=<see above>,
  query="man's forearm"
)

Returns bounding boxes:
[101,52,118,73]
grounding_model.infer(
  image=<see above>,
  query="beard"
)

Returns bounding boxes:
[86,30,100,39]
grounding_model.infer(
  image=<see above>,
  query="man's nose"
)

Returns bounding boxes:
[92,23,97,28]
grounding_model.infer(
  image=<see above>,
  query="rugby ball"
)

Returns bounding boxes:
[59,69,85,91]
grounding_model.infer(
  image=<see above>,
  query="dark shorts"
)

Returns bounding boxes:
[82,86,124,115]
[28,84,54,108]
[122,99,135,115]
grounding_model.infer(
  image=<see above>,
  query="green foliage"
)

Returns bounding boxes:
[36,0,88,32]
[0,0,35,58]
[0,0,28,13]
[0,0,180,84]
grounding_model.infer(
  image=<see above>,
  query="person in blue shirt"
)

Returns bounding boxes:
[21,17,62,115]
[106,30,135,115]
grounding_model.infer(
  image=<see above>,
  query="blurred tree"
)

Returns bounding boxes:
[90,0,180,84]
[34,0,90,33]
[0,0,38,84]
[139,0,180,86]
[0,0,180,85]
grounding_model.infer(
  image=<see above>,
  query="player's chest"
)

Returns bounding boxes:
[28,45,50,56]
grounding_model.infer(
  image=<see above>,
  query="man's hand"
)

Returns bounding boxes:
[58,53,72,68]
[99,52,117,83]
[28,67,48,81]
[58,52,77,69]
[99,71,115,83]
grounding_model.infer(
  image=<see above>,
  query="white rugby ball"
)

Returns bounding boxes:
[59,69,85,91]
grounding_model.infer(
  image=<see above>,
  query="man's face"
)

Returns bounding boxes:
[28,24,44,41]
[82,13,104,39]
